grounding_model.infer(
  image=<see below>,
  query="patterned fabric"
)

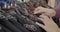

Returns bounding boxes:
[0,0,57,32]
[0,0,43,32]
[24,24,37,32]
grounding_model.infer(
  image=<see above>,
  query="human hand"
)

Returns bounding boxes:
[36,14,60,32]
[34,6,56,17]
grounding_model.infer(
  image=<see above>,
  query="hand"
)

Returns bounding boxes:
[36,14,60,32]
[34,6,56,17]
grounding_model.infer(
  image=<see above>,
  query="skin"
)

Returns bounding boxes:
[33,0,60,32]
[36,14,60,32]
[34,6,56,17]
[34,0,56,17]
[2,0,60,32]
[48,0,56,8]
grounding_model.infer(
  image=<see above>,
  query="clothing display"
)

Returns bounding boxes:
[0,0,59,32]
[0,0,43,32]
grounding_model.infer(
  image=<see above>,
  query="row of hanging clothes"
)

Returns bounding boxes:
[0,0,58,32]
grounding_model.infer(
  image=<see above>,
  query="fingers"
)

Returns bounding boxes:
[38,14,53,24]
[34,7,41,14]
[39,14,50,19]
[38,18,46,23]
[34,6,56,17]
[36,22,48,31]
[36,22,45,29]
[34,7,45,14]
[39,14,57,26]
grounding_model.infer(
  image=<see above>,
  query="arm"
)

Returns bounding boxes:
[48,0,57,8]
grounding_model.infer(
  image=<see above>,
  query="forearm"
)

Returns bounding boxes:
[48,0,56,8]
